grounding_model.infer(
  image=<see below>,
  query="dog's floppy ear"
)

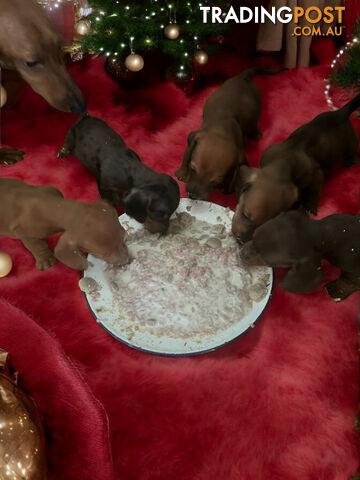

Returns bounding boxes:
[175,131,198,182]
[122,188,149,223]
[54,233,88,271]
[235,165,257,199]
[280,260,324,293]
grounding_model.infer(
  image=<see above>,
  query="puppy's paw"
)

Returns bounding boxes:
[0,148,25,165]
[302,204,317,216]
[36,254,57,271]
[57,145,70,159]
[324,280,348,302]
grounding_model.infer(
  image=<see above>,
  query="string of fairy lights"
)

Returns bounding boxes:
[76,1,223,75]
[35,1,227,76]
[324,36,360,110]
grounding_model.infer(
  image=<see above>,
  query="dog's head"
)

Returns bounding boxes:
[0,0,86,113]
[55,200,129,270]
[232,166,299,243]
[123,177,180,234]
[241,210,324,293]
[175,130,244,200]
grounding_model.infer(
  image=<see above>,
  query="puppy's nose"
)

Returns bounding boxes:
[188,192,198,200]
[68,91,87,114]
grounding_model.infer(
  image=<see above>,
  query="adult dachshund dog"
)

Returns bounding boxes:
[175,67,286,200]
[58,114,180,234]
[0,0,86,164]
[232,93,360,243]
[0,178,129,271]
[241,210,360,302]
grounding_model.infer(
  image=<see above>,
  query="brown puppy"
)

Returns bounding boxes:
[175,68,285,200]
[241,210,360,302]
[232,94,360,243]
[0,178,129,271]
[0,0,86,164]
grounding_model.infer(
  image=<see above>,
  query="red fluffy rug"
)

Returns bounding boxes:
[1,53,359,479]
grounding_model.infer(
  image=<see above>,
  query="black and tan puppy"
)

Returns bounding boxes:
[58,114,180,234]
[241,210,360,302]
[175,68,286,200]
[232,94,360,243]
[0,0,86,165]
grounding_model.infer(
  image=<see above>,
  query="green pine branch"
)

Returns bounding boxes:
[330,20,360,90]
[78,0,230,75]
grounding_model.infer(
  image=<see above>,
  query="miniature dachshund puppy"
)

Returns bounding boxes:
[0,178,129,271]
[175,68,286,200]
[241,210,360,302]
[0,0,86,166]
[58,114,180,234]
[232,93,360,243]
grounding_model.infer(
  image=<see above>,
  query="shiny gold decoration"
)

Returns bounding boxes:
[0,252,12,277]
[0,349,47,480]
[124,53,144,72]
[164,24,180,40]
[194,50,208,65]
[63,43,84,62]
[0,84,7,108]
[75,19,90,36]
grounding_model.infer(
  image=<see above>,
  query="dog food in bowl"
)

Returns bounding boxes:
[105,212,270,339]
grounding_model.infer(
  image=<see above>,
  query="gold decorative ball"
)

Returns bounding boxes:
[194,50,209,65]
[0,252,12,278]
[75,19,90,36]
[124,53,145,72]
[164,24,180,40]
[0,84,7,108]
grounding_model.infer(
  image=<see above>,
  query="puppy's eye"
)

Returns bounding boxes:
[242,211,251,222]
[25,60,41,68]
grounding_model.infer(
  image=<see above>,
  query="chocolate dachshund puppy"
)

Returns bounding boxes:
[0,178,129,271]
[175,68,286,200]
[232,93,360,243]
[0,0,86,165]
[58,114,180,234]
[241,210,360,302]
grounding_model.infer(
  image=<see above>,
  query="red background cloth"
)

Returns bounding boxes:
[1,8,360,480]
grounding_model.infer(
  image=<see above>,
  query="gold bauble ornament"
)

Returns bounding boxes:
[0,84,7,108]
[0,252,12,277]
[75,19,90,36]
[0,350,47,480]
[194,50,209,65]
[164,24,180,40]
[124,53,145,72]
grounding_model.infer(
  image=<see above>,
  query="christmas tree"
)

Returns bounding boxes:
[78,0,229,79]
[330,21,360,90]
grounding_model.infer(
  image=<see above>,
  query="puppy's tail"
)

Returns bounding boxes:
[244,67,288,78]
[340,92,360,116]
